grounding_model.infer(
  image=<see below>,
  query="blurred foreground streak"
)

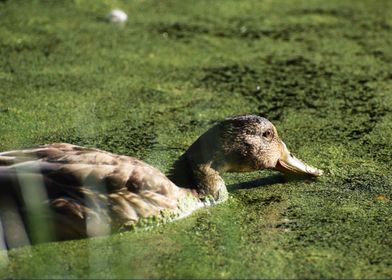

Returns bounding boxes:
[0,159,111,249]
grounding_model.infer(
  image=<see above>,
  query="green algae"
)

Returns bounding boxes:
[0,0,392,278]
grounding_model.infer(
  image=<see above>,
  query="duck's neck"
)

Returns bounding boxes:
[168,126,228,202]
[169,154,228,203]
[169,153,227,201]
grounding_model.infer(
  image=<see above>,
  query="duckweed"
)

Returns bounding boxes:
[0,0,391,278]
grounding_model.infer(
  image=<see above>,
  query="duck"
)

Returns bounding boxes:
[0,115,322,248]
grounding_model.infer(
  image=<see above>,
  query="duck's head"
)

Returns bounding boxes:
[215,115,322,176]
[171,115,322,200]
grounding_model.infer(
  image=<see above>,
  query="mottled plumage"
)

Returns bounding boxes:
[0,115,322,248]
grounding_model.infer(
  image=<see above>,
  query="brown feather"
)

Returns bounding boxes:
[0,143,189,246]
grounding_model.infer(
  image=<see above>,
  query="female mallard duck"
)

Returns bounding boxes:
[0,115,322,248]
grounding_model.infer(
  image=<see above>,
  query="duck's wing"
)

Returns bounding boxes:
[0,143,190,244]
[0,143,181,196]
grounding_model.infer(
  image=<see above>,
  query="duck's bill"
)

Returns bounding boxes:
[274,142,323,177]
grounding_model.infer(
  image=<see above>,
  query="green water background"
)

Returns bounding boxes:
[0,0,391,278]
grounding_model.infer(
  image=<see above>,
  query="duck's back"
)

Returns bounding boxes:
[0,143,193,246]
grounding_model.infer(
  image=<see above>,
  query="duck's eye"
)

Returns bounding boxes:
[262,129,273,140]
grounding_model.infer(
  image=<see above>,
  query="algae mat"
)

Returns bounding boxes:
[1,0,392,278]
